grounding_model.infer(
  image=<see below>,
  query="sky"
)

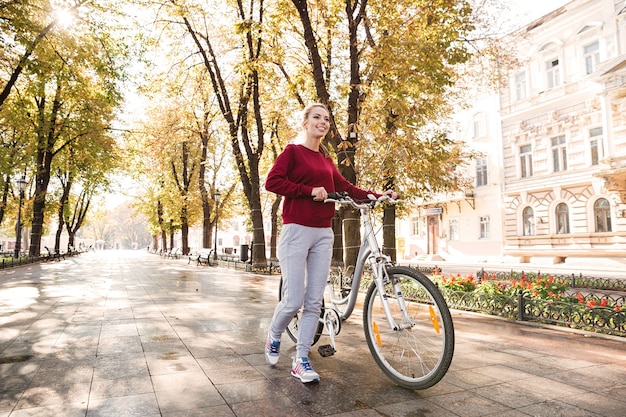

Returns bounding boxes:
[512,0,573,25]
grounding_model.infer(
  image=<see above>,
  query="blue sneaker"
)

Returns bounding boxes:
[291,357,320,383]
[265,334,280,366]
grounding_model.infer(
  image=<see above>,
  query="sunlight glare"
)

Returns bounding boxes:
[54,8,76,28]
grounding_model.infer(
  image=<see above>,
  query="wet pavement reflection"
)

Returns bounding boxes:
[0,250,625,417]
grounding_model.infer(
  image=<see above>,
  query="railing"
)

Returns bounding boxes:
[434,267,626,337]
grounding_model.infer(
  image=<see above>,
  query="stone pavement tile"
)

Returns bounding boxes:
[144,351,202,375]
[517,398,603,417]
[216,379,283,404]
[425,389,513,417]
[89,376,154,400]
[29,362,94,386]
[202,364,266,385]
[471,382,550,408]
[546,367,621,392]
[160,404,236,417]
[347,376,430,409]
[533,353,598,371]
[86,393,160,417]
[470,364,537,383]
[183,336,238,358]
[15,382,91,409]
[507,375,587,399]
[4,402,87,417]
[503,354,574,377]
[96,335,143,356]
[564,392,626,417]
[94,353,150,380]
[0,358,41,392]
[100,322,139,338]
[196,354,251,370]
[271,375,377,416]
[442,368,502,390]
[374,399,456,417]
[152,382,225,413]
[228,393,308,417]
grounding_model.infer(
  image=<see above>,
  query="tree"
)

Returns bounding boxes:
[282,0,476,266]
[0,1,86,108]
[154,0,274,265]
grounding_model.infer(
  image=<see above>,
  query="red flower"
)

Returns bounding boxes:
[600,298,608,307]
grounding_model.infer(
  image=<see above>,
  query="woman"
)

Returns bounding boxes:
[264,103,396,383]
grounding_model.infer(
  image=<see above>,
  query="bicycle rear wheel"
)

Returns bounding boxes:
[363,266,454,390]
[278,277,324,345]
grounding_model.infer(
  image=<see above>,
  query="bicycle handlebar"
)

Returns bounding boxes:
[324,192,401,209]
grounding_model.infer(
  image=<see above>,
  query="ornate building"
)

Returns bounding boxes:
[500,0,626,262]
[397,0,626,264]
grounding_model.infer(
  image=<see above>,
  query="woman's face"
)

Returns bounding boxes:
[304,107,330,138]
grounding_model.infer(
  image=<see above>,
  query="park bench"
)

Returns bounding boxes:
[188,248,214,266]
[165,247,182,259]
[67,246,80,256]
[43,246,64,261]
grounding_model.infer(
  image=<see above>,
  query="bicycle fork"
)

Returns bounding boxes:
[317,307,341,357]
[372,263,415,333]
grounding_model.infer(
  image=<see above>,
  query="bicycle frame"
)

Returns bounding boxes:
[328,205,391,320]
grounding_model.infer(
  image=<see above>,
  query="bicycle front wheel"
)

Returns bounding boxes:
[363,266,454,390]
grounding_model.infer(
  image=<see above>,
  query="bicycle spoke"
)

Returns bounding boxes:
[364,267,454,389]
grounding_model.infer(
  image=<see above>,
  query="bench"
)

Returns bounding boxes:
[67,246,80,256]
[43,246,64,262]
[165,247,182,259]
[188,248,214,266]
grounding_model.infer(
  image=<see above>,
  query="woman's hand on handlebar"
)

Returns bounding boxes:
[382,190,399,200]
[311,187,328,201]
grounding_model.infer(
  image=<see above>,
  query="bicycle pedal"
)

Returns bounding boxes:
[317,344,336,357]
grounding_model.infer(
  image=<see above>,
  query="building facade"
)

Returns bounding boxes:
[501,0,626,263]
[397,0,626,264]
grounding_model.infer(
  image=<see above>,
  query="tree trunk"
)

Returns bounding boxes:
[269,195,281,260]
[180,207,189,255]
[383,204,396,262]
[331,211,343,265]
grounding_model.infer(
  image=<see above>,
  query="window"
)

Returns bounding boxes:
[476,158,488,187]
[449,219,459,241]
[473,113,485,138]
[551,136,567,172]
[584,41,600,75]
[594,198,612,232]
[556,203,570,234]
[515,72,526,101]
[479,216,490,239]
[590,127,602,166]
[411,217,419,236]
[546,58,560,89]
[522,206,535,236]
[520,144,533,178]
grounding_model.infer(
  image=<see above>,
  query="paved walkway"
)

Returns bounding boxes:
[1,250,625,417]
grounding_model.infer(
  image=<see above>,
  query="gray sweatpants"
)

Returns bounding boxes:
[269,223,334,358]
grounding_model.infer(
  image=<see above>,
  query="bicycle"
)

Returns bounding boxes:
[279,192,454,389]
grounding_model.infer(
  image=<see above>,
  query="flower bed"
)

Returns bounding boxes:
[433,271,626,337]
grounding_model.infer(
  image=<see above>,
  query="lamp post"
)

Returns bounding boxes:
[14,175,28,259]
[213,189,221,261]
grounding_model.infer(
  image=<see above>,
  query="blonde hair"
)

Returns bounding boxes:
[302,103,331,158]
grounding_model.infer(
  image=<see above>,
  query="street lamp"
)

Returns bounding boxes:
[14,175,28,258]
[213,189,221,261]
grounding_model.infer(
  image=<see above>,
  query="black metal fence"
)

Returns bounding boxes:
[436,267,626,337]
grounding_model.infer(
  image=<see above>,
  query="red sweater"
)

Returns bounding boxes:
[265,144,378,228]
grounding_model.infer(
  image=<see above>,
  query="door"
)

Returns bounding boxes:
[428,215,439,254]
